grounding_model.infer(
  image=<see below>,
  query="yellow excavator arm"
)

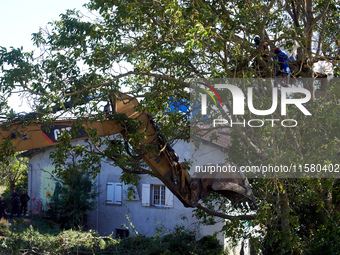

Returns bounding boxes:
[0,91,256,209]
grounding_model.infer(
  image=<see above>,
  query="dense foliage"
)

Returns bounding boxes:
[50,171,98,229]
[0,219,224,255]
[0,155,28,192]
[0,0,340,254]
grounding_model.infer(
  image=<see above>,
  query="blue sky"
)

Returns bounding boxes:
[0,0,88,52]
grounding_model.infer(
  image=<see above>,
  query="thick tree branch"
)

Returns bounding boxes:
[197,203,257,220]
[63,71,191,98]
[233,126,269,161]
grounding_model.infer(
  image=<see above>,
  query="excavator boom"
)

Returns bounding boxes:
[0,91,256,209]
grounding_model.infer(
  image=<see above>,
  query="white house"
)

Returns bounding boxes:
[21,139,231,246]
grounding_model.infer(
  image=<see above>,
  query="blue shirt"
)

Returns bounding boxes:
[274,51,291,75]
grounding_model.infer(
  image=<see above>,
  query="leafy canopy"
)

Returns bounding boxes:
[0,0,340,253]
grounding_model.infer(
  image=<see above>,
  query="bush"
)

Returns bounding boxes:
[304,218,340,255]
[50,172,98,229]
[0,224,113,254]
[196,235,225,255]
[0,218,9,235]
[0,222,225,255]
[117,227,224,255]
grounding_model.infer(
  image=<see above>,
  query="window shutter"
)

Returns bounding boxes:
[165,187,174,208]
[114,183,123,204]
[142,184,150,206]
[107,183,114,203]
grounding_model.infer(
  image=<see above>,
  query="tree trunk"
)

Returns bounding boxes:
[279,188,291,250]
[9,181,16,193]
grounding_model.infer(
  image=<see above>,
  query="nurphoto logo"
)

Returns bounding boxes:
[196,81,312,128]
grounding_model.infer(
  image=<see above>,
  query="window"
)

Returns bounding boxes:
[141,184,173,208]
[107,182,122,205]
[116,229,129,239]
[152,185,166,206]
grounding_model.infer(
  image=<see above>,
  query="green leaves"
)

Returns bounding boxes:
[51,171,99,229]
[0,0,339,252]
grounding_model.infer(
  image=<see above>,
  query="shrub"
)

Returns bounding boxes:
[117,227,224,255]
[0,222,225,255]
[0,218,9,235]
[50,172,98,229]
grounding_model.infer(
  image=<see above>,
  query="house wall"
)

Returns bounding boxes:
[190,140,229,175]
[87,140,228,239]
[26,139,228,244]
[28,150,58,215]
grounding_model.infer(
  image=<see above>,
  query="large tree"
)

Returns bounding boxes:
[1,0,340,253]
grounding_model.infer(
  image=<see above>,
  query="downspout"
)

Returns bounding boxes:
[96,173,99,232]
[29,164,33,215]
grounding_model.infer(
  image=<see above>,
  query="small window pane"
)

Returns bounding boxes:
[160,186,165,205]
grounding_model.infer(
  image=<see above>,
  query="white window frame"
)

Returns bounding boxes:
[152,185,166,207]
[107,182,123,205]
[141,184,173,208]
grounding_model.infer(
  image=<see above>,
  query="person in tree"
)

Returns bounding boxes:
[273,48,291,77]
[10,190,20,218]
[254,36,270,60]
[0,197,7,219]
[20,191,30,217]
[252,36,270,77]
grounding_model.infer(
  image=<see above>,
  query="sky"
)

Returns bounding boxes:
[0,0,88,52]
[0,0,89,112]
